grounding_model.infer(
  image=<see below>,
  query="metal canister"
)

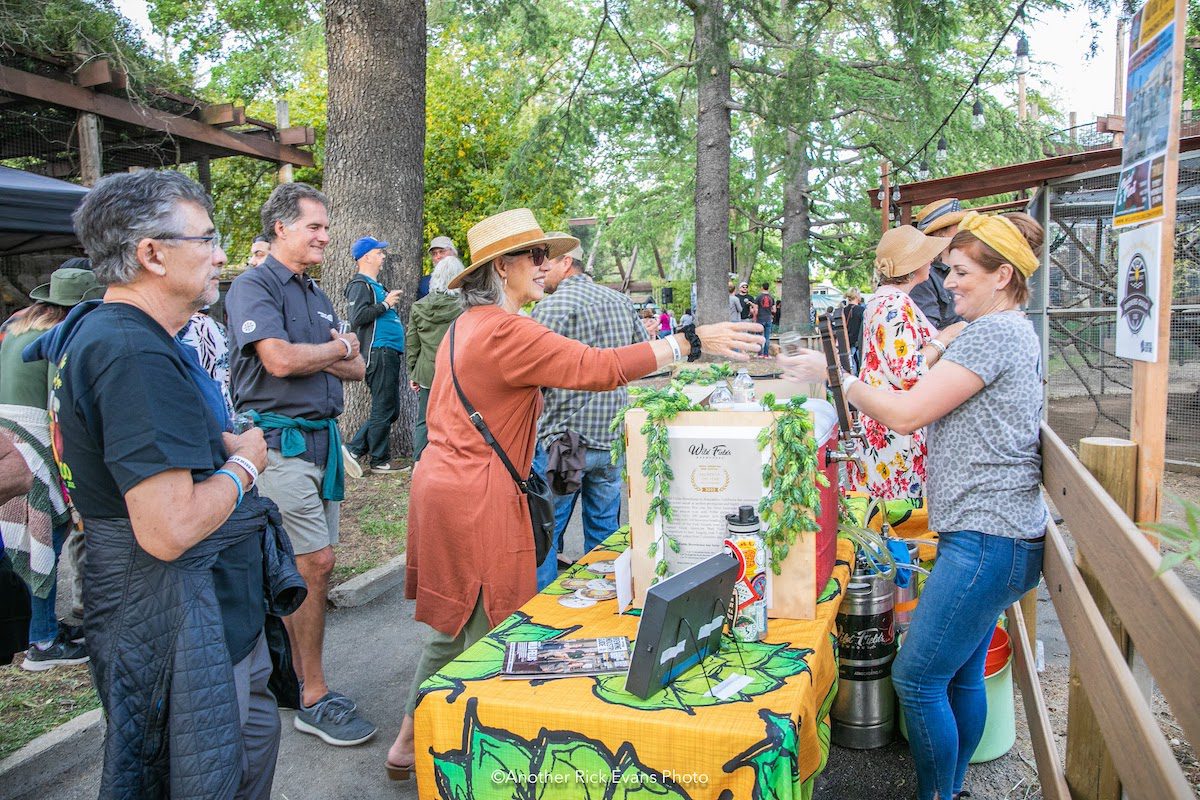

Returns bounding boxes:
[893,541,920,636]
[832,558,897,749]
[724,505,768,642]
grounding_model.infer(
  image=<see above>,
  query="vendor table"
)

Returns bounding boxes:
[414,530,853,800]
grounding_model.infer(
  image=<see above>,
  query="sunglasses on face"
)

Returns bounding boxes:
[509,246,549,266]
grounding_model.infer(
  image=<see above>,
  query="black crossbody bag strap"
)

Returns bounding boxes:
[448,321,529,492]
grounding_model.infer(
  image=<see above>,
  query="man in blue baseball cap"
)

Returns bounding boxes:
[344,236,407,473]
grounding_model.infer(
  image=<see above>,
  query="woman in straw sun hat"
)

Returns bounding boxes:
[779,211,1048,800]
[385,208,762,779]
[848,225,966,503]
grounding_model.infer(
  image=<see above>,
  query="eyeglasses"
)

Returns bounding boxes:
[156,232,225,252]
[508,246,549,266]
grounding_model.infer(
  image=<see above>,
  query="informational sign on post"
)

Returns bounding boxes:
[1116,222,1162,361]
[1113,0,1177,228]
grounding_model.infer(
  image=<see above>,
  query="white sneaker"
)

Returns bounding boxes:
[341,445,364,479]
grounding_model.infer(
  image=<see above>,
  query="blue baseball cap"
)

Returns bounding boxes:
[352,236,388,261]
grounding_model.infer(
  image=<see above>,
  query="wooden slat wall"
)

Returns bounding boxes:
[1041,423,1200,752]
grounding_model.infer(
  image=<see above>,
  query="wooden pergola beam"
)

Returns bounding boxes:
[867,135,1200,210]
[0,64,314,168]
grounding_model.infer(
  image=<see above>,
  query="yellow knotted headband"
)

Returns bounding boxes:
[957,210,1039,278]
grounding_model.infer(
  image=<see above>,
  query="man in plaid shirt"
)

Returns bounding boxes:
[531,237,649,589]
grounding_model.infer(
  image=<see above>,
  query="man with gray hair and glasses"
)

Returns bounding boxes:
[29,170,303,798]
[225,182,376,746]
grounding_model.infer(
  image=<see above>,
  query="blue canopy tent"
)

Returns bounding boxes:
[0,166,87,255]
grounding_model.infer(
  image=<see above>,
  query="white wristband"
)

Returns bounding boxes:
[928,339,947,356]
[225,455,259,486]
[666,335,683,362]
[840,373,860,395]
[338,337,354,360]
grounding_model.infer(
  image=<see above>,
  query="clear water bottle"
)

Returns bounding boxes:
[709,384,734,409]
[732,368,756,404]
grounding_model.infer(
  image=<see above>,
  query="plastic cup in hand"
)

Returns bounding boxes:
[337,321,352,335]
[779,331,805,357]
[231,412,256,434]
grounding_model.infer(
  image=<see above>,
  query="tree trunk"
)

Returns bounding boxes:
[324,0,426,457]
[693,0,731,324]
[781,130,813,331]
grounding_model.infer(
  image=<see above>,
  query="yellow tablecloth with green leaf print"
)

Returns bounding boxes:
[413,530,854,800]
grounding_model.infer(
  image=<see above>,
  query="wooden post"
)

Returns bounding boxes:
[76,112,102,187]
[879,161,890,234]
[1130,0,1186,526]
[275,100,293,183]
[196,155,211,194]
[1113,17,1127,149]
[1064,437,1137,800]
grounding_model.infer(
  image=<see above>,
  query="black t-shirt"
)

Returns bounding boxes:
[756,292,774,319]
[737,293,754,319]
[54,303,264,662]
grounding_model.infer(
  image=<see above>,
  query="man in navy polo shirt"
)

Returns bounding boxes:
[225,182,376,747]
[344,236,406,473]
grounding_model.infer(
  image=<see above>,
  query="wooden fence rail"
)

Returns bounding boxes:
[1014,423,1200,799]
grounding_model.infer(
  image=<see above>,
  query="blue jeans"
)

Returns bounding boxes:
[892,530,1044,800]
[29,524,70,644]
[759,320,773,355]
[532,444,624,590]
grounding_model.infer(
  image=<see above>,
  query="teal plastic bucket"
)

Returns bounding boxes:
[896,626,1016,763]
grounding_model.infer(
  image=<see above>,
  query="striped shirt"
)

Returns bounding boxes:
[532,274,650,449]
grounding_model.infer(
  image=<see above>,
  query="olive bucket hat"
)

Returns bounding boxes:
[29,267,101,307]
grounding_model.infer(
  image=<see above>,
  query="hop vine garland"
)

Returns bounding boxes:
[756,392,828,574]
[610,366,828,579]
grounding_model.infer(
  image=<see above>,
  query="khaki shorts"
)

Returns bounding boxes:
[256,449,340,556]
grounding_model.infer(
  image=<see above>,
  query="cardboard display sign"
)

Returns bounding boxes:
[623,380,839,620]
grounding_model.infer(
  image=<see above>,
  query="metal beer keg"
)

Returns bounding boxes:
[832,562,897,749]
[893,541,920,636]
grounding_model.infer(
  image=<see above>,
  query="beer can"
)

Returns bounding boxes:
[725,531,768,642]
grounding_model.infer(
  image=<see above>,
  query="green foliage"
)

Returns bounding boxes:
[613,371,828,578]
[1143,494,1200,577]
[757,394,827,575]
[0,0,194,92]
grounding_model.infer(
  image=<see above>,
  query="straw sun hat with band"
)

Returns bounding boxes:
[874,225,948,281]
[448,209,579,290]
[914,197,968,235]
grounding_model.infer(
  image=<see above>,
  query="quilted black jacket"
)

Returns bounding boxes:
[85,492,306,800]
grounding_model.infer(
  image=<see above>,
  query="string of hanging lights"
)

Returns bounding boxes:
[895,2,1030,180]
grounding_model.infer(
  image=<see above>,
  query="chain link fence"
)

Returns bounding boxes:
[1028,154,1200,470]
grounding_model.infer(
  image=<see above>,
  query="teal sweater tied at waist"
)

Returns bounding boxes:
[248,410,345,501]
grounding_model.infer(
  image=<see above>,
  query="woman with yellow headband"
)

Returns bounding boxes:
[779,210,1047,800]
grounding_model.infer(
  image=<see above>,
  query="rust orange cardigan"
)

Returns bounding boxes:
[405,305,657,637]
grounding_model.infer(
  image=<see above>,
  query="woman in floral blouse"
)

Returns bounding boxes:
[849,226,965,500]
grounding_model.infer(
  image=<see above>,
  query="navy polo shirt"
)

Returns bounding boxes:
[53,302,265,663]
[225,255,345,465]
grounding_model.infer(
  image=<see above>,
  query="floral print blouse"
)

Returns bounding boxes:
[848,286,936,500]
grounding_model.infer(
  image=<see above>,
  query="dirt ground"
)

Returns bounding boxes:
[332,462,412,585]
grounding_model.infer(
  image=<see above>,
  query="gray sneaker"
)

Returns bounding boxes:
[293,692,376,746]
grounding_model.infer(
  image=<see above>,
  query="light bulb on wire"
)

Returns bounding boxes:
[1015,33,1030,76]
[972,97,986,130]
[936,135,948,162]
